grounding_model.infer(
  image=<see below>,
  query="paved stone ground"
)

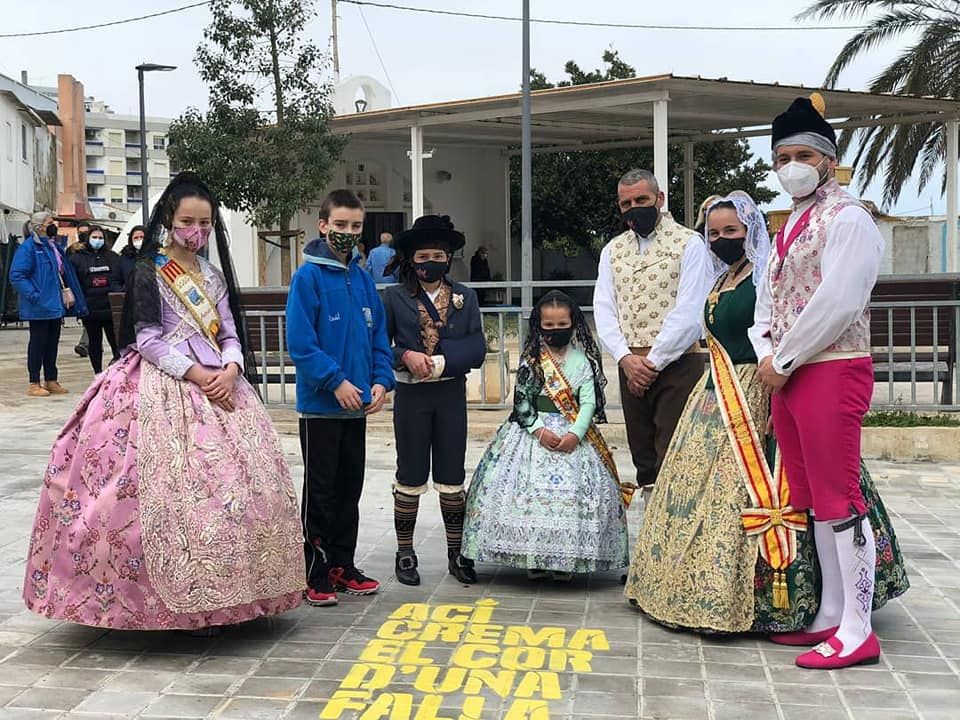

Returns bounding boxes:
[0,325,959,719]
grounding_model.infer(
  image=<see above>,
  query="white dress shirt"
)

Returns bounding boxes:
[594,228,714,371]
[749,203,883,375]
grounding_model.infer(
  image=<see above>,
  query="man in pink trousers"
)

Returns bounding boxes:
[750,94,885,670]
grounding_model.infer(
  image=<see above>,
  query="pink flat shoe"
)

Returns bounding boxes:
[796,633,881,670]
[769,626,839,646]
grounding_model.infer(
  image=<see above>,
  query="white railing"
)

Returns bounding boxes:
[245,287,960,413]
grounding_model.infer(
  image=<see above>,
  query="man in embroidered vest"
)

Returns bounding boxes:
[594,169,714,499]
[750,94,885,670]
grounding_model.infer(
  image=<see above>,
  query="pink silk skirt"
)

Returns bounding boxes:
[23,353,304,630]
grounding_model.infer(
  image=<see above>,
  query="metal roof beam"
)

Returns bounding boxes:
[333,90,671,133]
[507,111,960,155]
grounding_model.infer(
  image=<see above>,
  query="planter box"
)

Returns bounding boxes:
[861,426,960,462]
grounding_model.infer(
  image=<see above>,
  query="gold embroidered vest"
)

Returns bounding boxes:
[769,180,872,356]
[609,213,692,348]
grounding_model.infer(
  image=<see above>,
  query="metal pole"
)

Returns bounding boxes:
[946,119,958,273]
[503,155,512,304]
[520,0,532,310]
[331,0,341,82]
[138,69,149,226]
[653,98,669,213]
[683,141,695,229]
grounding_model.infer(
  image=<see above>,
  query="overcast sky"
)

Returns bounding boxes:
[0,0,942,215]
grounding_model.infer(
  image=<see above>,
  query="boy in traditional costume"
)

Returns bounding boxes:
[751,94,899,668]
[382,215,486,586]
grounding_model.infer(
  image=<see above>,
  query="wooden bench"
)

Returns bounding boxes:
[869,274,960,406]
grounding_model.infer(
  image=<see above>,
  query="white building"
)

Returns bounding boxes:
[0,72,60,238]
[82,99,175,215]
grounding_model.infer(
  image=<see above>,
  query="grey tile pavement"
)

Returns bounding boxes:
[0,326,958,718]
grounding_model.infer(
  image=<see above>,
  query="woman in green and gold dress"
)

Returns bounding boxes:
[624,192,908,634]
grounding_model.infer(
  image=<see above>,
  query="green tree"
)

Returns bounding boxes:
[800,0,959,206]
[168,0,346,280]
[512,50,776,258]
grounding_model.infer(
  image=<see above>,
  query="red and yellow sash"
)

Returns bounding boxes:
[707,333,807,609]
[155,253,221,349]
[539,352,637,508]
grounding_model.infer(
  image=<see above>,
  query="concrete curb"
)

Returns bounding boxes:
[861,426,960,463]
[269,407,960,462]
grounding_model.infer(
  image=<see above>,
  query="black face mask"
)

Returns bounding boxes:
[414,260,448,284]
[623,205,660,237]
[710,237,747,265]
[45,224,59,238]
[541,327,574,348]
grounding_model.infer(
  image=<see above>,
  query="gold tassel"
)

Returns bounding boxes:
[773,571,791,610]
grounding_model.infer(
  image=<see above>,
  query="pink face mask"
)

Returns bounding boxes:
[172,225,211,251]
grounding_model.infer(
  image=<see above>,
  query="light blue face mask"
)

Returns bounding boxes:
[90,237,105,250]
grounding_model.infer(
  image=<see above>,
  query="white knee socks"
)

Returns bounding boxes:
[833,515,876,656]
[807,519,844,632]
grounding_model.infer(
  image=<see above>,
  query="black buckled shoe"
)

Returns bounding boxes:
[448,551,477,585]
[395,550,420,586]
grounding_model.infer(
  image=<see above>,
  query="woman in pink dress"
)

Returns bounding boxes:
[22,173,304,631]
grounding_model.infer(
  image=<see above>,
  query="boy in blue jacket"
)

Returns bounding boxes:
[286,189,395,606]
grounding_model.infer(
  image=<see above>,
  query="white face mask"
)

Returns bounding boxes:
[132,237,143,250]
[777,158,827,199]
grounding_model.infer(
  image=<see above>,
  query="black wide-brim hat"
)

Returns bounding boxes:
[771,95,837,151]
[394,214,465,255]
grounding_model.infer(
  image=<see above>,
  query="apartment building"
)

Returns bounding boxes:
[0,72,61,235]
[83,98,176,214]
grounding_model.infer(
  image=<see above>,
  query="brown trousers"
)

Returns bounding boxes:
[619,352,707,487]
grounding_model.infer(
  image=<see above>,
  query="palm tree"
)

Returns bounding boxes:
[800,0,960,207]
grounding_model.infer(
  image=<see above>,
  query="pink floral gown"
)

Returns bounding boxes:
[22,258,304,630]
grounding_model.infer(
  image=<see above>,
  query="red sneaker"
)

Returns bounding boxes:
[304,576,338,607]
[796,633,881,670]
[769,625,839,647]
[329,566,380,596]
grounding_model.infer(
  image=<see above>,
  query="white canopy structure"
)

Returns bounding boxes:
[331,73,960,278]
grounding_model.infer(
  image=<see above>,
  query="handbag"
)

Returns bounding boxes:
[59,272,75,310]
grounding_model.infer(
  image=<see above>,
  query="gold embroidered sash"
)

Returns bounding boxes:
[538,352,636,507]
[707,332,807,608]
[155,253,221,349]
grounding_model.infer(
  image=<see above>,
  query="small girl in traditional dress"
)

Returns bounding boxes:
[462,290,629,580]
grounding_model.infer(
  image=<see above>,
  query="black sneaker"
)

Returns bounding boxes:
[329,565,380,595]
[74,344,88,358]
[448,550,477,584]
[395,550,420,586]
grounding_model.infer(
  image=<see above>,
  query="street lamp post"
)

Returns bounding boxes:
[135,63,176,226]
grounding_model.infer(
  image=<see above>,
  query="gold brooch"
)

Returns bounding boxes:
[452,293,464,309]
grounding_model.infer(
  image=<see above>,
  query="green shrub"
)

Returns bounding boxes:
[863,411,960,428]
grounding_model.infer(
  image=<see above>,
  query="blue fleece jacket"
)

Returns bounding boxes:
[10,234,88,321]
[286,238,395,415]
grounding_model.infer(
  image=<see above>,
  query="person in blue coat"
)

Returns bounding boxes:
[10,211,87,397]
[286,189,395,607]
